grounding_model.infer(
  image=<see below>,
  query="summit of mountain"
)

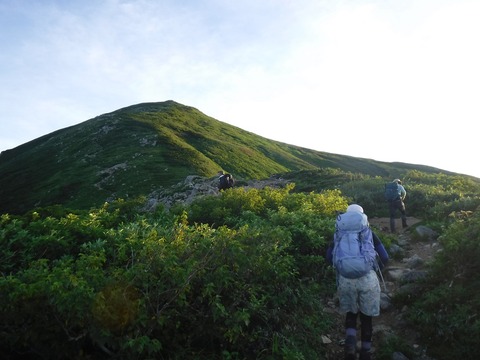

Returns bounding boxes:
[0,100,461,214]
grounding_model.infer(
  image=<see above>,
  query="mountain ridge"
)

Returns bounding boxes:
[0,100,468,214]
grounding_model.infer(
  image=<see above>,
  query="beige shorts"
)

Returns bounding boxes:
[337,270,381,316]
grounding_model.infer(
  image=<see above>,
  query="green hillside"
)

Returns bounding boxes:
[2,103,480,358]
[0,100,466,214]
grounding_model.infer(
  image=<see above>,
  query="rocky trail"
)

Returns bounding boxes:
[145,176,441,359]
[323,217,440,360]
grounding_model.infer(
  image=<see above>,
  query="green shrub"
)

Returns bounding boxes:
[2,173,480,359]
[405,212,480,359]
[0,188,345,359]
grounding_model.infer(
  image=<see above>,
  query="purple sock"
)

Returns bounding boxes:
[346,328,356,337]
[361,341,371,350]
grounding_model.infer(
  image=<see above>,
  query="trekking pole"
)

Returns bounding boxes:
[378,268,387,292]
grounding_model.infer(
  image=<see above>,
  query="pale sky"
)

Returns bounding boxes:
[1,0,479,178]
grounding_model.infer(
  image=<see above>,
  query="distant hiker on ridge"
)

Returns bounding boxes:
[384,178,407,233]
[217,170,235,191]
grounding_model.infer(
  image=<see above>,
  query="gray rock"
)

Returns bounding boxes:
[401,270,428,283]
[405,254,424,268]
[380,292,393,311]
[392,352,410,360]
[415,225,438,241]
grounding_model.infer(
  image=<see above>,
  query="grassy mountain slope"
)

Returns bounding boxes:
[0,100,462,214]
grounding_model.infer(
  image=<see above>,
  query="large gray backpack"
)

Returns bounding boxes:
[332,211,378,279]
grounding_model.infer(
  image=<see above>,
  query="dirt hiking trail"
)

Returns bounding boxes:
[324,216,438,360]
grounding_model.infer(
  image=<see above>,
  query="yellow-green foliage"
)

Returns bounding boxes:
[2,171,480,359]
[0,188,345,359]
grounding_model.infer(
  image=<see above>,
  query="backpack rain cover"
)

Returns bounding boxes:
[333,211,378,279]
[384,182,400,201]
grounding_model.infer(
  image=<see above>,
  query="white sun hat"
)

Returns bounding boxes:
[346,204,364,213]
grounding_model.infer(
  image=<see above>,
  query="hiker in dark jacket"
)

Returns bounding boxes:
[217,170,234,191]
[388,179,407,233]
[326,204,389,360]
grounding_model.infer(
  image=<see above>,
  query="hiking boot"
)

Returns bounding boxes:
[359,348,372,360]
[344,335,356,360]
